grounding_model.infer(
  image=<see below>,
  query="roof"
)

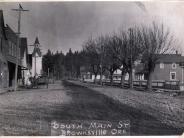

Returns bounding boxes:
[34,37,40,45]
[156,54,184,63]
[0,10,7,39]
[5,24,18,44]
[30,37,42,57]
[135,54,184,74]
[20,37,28,58]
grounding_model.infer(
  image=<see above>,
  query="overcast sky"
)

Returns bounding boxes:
[0,1,184,54]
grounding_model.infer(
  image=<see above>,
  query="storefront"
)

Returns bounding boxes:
[0,52,8,90]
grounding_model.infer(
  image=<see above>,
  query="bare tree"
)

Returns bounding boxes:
[102,35,121,86]
[95,36,107,85]
[140,22,175,91]
[83,37,101,83]
[127,27,143,88]
[107,28,142,88]
[110,32,129,87]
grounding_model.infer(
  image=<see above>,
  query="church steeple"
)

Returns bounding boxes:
[34,37,40,45]
[32,37,41,57]
[32,37,42,77]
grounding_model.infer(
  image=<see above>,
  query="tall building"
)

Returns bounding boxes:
[30,37,42,77]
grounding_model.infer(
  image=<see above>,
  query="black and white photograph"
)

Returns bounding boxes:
[0,1,184,136]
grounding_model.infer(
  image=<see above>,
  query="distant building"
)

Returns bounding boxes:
[135,54,184,82]
[113,69,129,81]
[29,37,42,77]
[134,63,146,80]
[80,66,105,82]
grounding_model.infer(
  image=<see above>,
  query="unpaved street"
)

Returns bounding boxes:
[0,81,183,135]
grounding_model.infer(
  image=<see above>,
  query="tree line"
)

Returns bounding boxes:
[42,48,84,80]
[42,22,176,91]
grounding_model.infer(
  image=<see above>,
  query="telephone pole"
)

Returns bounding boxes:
[12,4,29,91]
[129,28,133,89]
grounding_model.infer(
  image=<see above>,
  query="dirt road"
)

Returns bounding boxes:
[0,81,182,135]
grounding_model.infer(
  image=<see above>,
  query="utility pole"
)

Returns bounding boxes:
[12,4,29,91]
[100,45,104,85]
[129,28,133,89]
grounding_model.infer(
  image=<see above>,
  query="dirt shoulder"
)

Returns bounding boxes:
[68,80,184,129]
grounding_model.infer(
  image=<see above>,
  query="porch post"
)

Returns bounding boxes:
[182,67,184,84]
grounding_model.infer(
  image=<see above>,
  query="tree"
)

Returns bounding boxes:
[42,50,65,80]
[108,32,129,87]
[126,27,143,88]
[113,27,143,88]
[72,51,85,78]
[102,35,121,85]
[140,22,174,91]
[42,49,54,76]
[94,36,107,85]
[53,50,65,80]
[83,37,101,83]
[64,48,74,78]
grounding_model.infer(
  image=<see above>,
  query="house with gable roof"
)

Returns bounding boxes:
[151,54,184,82]
[0,10,31,89]
[134,53,184,90]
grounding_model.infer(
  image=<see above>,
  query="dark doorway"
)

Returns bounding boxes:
[8,62,15,87]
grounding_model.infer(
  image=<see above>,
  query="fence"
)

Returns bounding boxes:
[93,79,180,90]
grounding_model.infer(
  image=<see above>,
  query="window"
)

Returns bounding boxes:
[170,72,176,80]
[172,63,177,69]
[160,63,164,69]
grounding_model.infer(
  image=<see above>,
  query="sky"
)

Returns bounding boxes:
[0,1,184,54]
